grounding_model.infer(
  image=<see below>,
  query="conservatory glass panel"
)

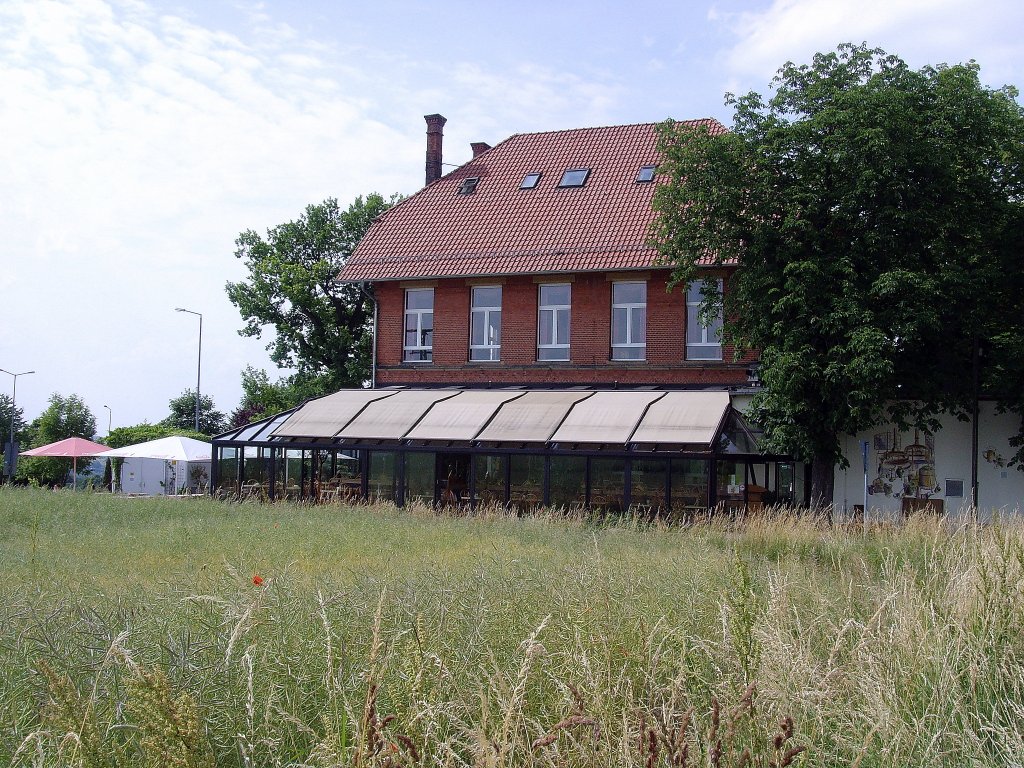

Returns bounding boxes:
[549,456,586,510]
[590,457,626,512]
[670,459,709,512]
[473,454,507,507]
[405,452,435,505]
[509,454,545,509]
[369,451,397,503]
[631,458,667,513]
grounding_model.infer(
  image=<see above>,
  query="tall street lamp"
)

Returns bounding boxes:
[174,308,203,433]
[0,368,34,482]
[103,404,112,435]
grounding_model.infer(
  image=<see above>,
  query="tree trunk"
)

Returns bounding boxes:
[809,456,835,516]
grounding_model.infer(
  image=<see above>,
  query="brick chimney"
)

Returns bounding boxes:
[424,114,446,186]
[471,142,492,158]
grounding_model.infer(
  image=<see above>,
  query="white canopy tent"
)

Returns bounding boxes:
[100,436,212,495]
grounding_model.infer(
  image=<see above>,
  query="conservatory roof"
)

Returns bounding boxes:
[336,389,462,441]
[550,390,664,444]
[405,389,527,442]
[630,391,732,445]
[474,390,595,443]
[250,388,735,449]
[270,388,397,438]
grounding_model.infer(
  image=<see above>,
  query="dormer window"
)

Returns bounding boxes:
[558,168,590,187]
[520,172,542,189]
[636,165,656,183]
[457,177,480,195]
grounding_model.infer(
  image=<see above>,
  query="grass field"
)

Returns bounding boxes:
[1,487,1022,767]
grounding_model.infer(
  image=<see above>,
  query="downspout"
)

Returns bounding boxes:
[359,282,378,390]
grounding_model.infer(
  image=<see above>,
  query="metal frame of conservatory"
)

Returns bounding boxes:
[211,388,805,513]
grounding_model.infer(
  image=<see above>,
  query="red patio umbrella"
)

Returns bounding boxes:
[21,437,110,486]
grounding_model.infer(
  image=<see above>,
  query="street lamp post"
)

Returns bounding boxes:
[0,368,34,482]
[174,308,203,433]
[102,404,114,493]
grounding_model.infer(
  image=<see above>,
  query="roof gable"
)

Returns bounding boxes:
[340,119,725,281]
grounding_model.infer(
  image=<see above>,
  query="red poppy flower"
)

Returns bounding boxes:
[252,574,265,587]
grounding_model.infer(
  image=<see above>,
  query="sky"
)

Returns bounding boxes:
[2,0,1023,436]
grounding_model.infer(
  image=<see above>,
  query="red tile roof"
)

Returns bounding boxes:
[340,119,726,282]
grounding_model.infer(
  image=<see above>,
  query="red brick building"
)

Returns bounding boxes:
[211,116,800,514]
[340,115,756,389]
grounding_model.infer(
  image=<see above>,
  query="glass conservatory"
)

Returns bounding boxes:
[212,388,806,516]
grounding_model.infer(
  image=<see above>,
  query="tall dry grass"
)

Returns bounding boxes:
[0,487,1022,766]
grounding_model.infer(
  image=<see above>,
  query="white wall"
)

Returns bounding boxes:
[730,394,1024,519]
[118,459,211,495]
[834,402,1024,521]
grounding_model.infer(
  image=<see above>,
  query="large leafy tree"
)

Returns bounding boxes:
[161,390,226,436]
[226,194,396,393]
[653,44,1024,505]
[18,393,97,486]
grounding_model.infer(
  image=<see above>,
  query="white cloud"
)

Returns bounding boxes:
[1,0,629,429]
[713,0,1024,92]
[1,0,409,426]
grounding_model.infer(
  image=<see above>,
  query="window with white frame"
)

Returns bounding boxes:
[686,279,723,360]
[611,281,646,360]
[403,288,434,362]
[470,285,502,361]
[537,283,570,361]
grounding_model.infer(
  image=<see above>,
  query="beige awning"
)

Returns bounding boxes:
[629,391,731,446]
[269,388,733,448]
[551,391,665,444]
[475,390,594,443]
[337,389,461,441]
[272,389,399,438]
[405,390,527,442]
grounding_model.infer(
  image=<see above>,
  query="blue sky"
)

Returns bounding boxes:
[2,0,1023,433]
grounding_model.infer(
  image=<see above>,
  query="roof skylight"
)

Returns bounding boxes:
[636,165,656,183]
[558,168,590,187]
[520,172,542,189]
[457,177,480,195]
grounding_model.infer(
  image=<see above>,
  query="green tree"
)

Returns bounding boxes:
[653,44,1024,506]
[106,423,209,449]
[35,392,97,443]
[161,390,226,436]
[1,394,28,482]
[228,366,318,429]
[0,394,27,450]
[18,393,97,486]
[225,194,396,392]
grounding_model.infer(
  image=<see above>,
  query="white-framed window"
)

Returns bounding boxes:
[403,288,434,362]
[537,283,570,361]
[611,281,646,360]
[686,279,723,360]
[470,286,501,361]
